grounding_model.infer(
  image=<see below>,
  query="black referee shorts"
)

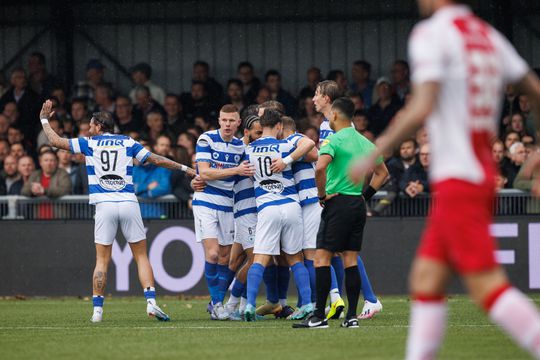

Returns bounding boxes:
[316,194,367,253]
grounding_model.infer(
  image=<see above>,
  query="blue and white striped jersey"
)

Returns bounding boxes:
[319,118,334,146]
[193,130,245,212]
[286,133,318,207]
[233,175,257,218]
[245,136,299,211]
[69,133,150,204]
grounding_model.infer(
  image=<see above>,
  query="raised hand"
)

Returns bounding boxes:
[40,100,55,121]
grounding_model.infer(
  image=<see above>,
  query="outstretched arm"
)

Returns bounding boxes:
[39,100,70,151]
[146,153,197,177]
[271,136,316,173]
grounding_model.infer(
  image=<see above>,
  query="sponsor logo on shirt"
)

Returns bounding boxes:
[99,174,126,191]
[260,179,284,194]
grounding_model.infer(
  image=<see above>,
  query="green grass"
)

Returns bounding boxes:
[0,295,538,360]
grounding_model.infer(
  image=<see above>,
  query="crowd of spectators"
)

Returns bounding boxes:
[0,51,538,213]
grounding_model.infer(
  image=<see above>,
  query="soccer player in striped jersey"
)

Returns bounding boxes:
[243,109,315,322]
[277,116,346,320]
[313,80,383,319]
[193,104,255,319]
[38,100,195,323]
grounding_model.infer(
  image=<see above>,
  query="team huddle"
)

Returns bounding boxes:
[192,90,386,325]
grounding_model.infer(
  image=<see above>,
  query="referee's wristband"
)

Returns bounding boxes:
[283,155,294,166]
[40,118,49,125]
[363,185,377,201]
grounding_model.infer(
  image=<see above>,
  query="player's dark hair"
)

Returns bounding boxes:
[353,60,372,74]
[331,97,355,120]
[281,116,296,132]
[317,80,342,102]
[260,100,285,116]
[92,111,115,133]
[241,104,260,122]
[259,109,282,128]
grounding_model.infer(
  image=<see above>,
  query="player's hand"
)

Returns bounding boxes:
[349,152,377,184]
[191,176,206,192]
[39,100,55,121]
[318,193,338,207]
[270,158,286,173]
[185,166,197,178]
[148,181,159,190]
[236,161,255,177]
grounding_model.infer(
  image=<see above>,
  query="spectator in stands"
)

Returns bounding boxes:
[164,93,186,135]
[22,150,71,198]
[352,110,374,141]
[299,66,322,100]
[255,86,271,105]
[71,98,89,125]
[7,125,24,146]
[500,84,519,121]
[400,143,430,198]
[176,132,196,158]
[192,60,223,102]
[299,96,322,129]
[171,146,194,209]
[492,140,506,167]
[518,94,537,139]
[0,139,9,171]
[368,77,403,137]
[72,59,106,109]
[350,93,364,112]
[194,116,212,132]
[508,112,529,138]
[57,148,78,194]
[415,126,429,147]
[0,68,41,146]
[391,60,410,102]
[133,85,166,120]
[153,134,173,158]
[350,60,375,108]
[503,142,527,188]
[265,70,296,116]
[225,79,246,114]
[27,52,61,98]
[237,61,261,105]
[51,86,70,120]
[0,114,9,138]
[93,83,115,113]
[133,143,172,218]
[37,118,63,149]
[181,81,218,124]
[0,72,6,98]
[2,101,19,123]
[186,124,204,140]
[78,119,90,137]
[62,118,75,138]
[513,151,540,212]
[115,95,141,134]
[10,142,26,160]
[128,62,165,105]
[302,125,319,145]
[0,155,19,195]
[9,155,35,195]
[371,139,417,215]
[143,111,171,144]
[326,69,348,95]
[503,131,521,156]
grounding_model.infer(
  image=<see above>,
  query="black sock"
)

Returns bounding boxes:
[315,266,331,319]
[345,266,361,319]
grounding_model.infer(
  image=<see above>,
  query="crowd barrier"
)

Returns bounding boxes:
[1,216,539,296]
[1,190,538,220]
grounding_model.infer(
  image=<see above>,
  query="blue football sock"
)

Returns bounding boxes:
[143,286,156,303]
[331,256,344,295]
[93,295,104,307]
[242,284,247,299]
[330,264,339,292]
[358,255,378,303]
[291,262,311,307]
[263,265,279,303]
[217,265,236,303]
[204,261,220,305]
[231,278,245,298]
[247,263,265,307]
[277,266,290,303]
[304,259,316,303]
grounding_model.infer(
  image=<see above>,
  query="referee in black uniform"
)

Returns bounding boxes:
[294,97,389,328]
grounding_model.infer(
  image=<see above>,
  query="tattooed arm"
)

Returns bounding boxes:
[146,153,197,177]
[39,100,70,151]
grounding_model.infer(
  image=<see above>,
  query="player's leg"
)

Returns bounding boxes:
[121,202,169,321]
[276,254,291,309]
[301,202,321,305]
[91,202,117,323]
[357,255,383,320]
[245,254,272,321]
[226,248,253,319]
[462,267,540,358]
[331,255,344,295]
[223,242,246,313]
[341,251,361,326]
[217,244,235,304]
[257,257,281,316]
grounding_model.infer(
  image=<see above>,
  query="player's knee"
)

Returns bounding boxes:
[206,250,219,263]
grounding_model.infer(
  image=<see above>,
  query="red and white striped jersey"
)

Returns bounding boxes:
[409,5,528,184]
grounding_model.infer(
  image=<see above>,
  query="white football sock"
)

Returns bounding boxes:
[406,300,447,360]
[227,295,240,307]
[279,299,287,307]
[489,287,540,358]
[239,297,247,313]
[329,289,341,303]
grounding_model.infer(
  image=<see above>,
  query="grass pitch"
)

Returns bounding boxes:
[1,295,538,360]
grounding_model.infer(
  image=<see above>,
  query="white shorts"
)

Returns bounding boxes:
[254,201,303,256]
[94,201,146,245]
[193,205,235,246]
[302,202,322,250]
[234,213,257,250]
